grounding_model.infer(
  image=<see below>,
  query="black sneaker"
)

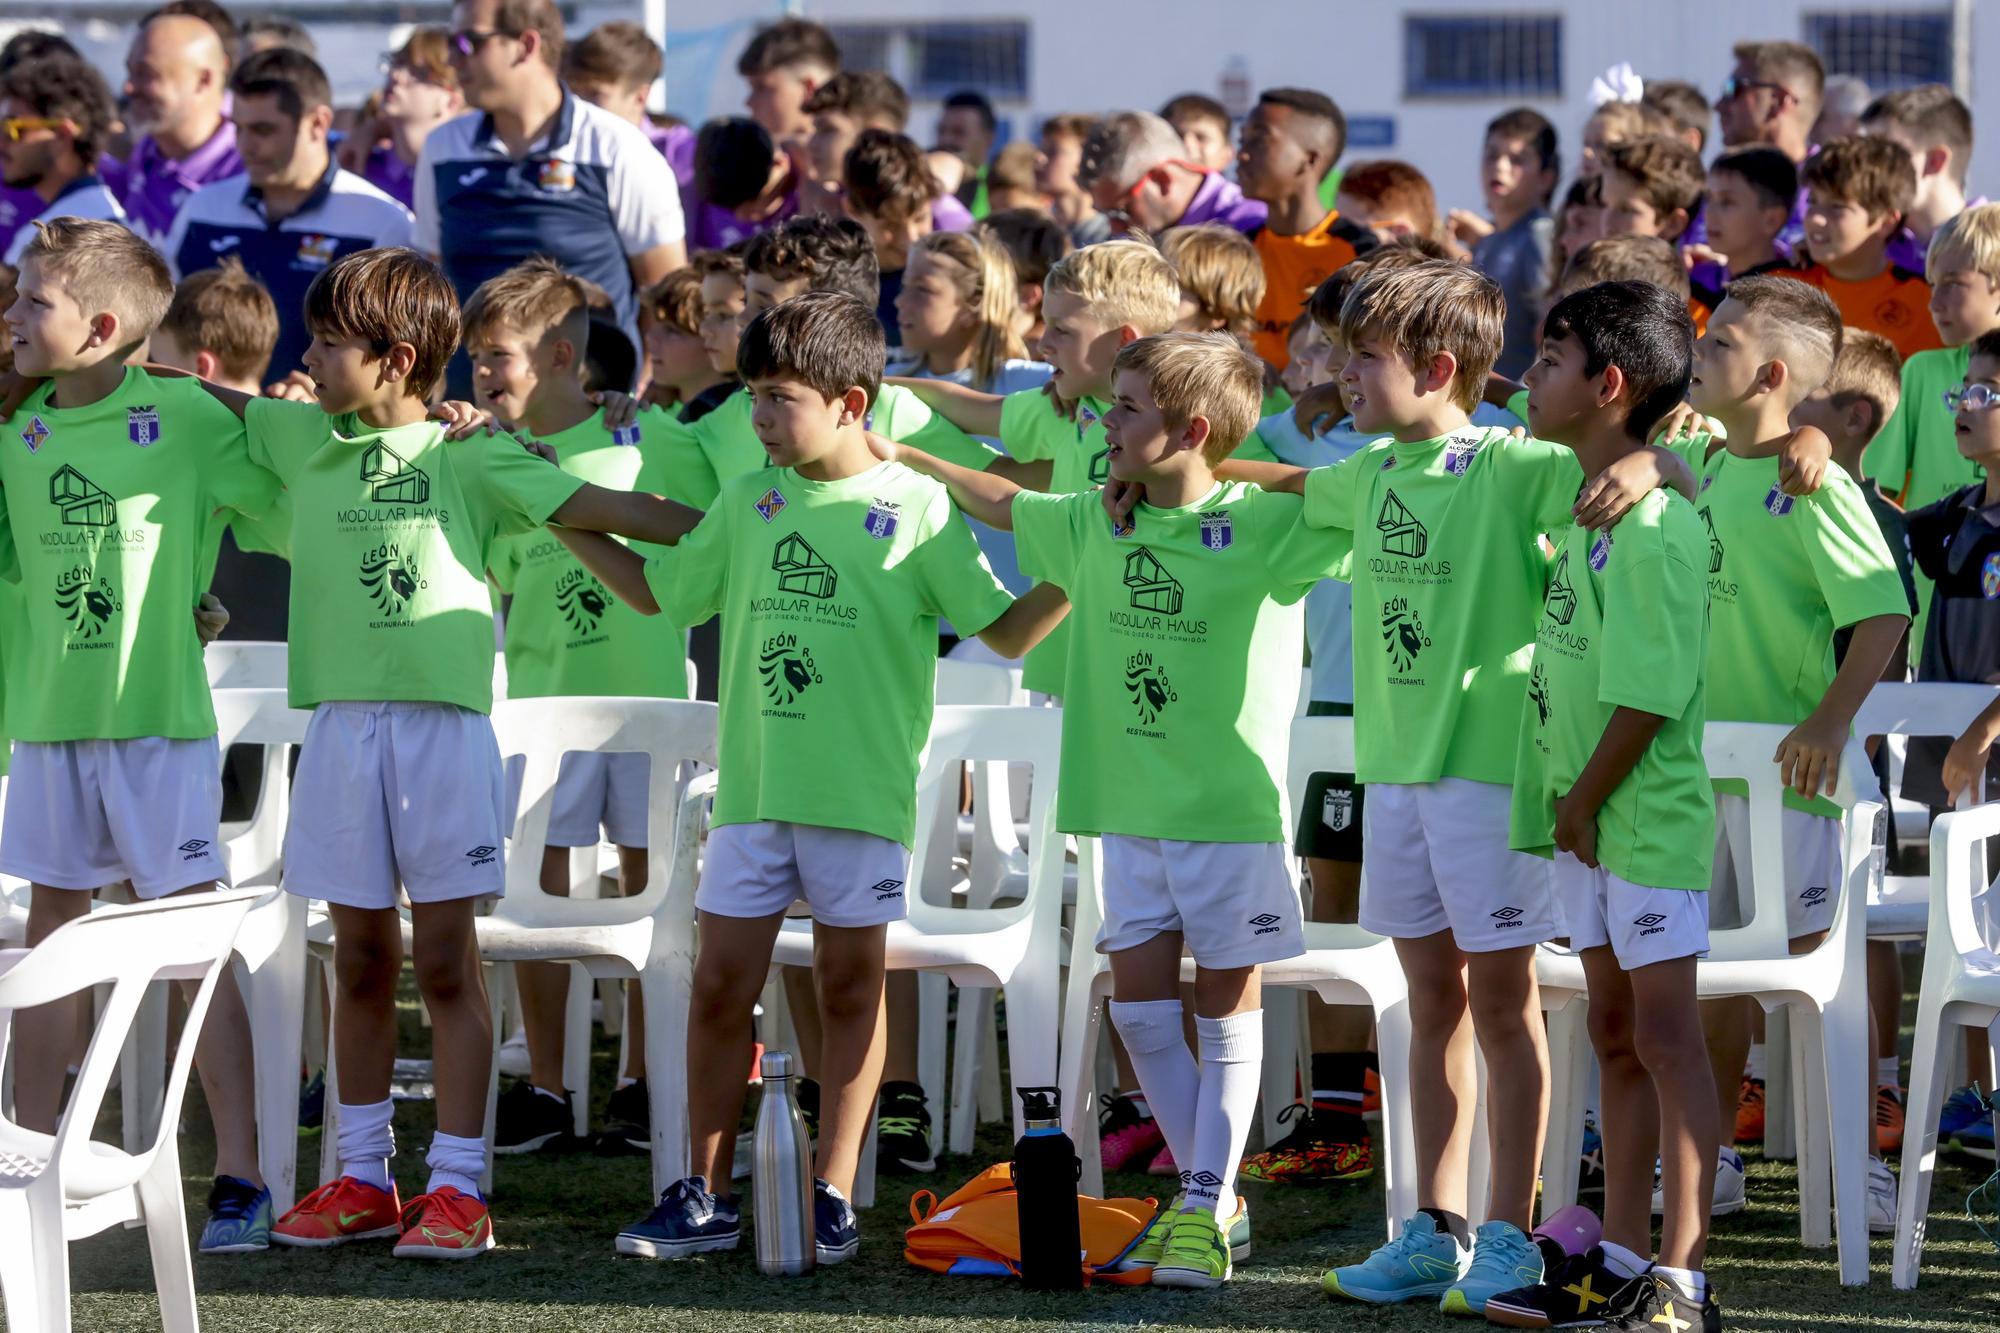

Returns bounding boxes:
[876,1079,936,1174]
[813,1177,859,1264]
[298,1069,325,1132]
[1607,1273,1721,1332]
[493,1080,576,1155]
[614,1176,741,1258]
[1485,1246,1647,1328]
[595,1078,649,1155]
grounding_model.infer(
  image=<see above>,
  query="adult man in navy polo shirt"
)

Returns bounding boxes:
[166,48,413,381]
[417,0,685,395]
[117,11,243,247]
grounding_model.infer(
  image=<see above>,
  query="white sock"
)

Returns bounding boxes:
[1653,1263,1705,1302]
[616,1076,638,1091]
[336,1098,395,1191]
[533,1085,565,1104]
[1109,1001,1198,1173]
[1186,1011,1262,1218]
[1600,1239,1650,1279]
[1877,1056,1900,1090]
[424,1131,487,1199]
[1744,1043,1767,1082]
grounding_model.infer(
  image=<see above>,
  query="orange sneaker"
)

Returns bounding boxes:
[393,1186,495,1259]
[1876,1085,1907,1155]
[1360,1067,1382,1119]
[1734,1076,1765,1144]
[271,1176,403,1247]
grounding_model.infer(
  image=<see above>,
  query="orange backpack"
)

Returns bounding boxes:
[903,1163,1160,1285]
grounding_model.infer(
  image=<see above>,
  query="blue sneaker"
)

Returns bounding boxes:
[199,1176,272,1253]
[614,1176,740,1258]
[814,1177,859,1264]
[1322,1211,1467,1303]
[1941,1086,1997,1159]
[1441,1219,1544,1316]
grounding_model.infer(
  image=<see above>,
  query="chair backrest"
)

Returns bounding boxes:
[935,657,1019,706]
[1284,713,1385,950]
[0,889,266,1180]
[204,641,288,690]
[905,705,1063,933]
[489,697,719,928]
[1929,801,2000,962]
[1701,722,1880,964]
[1856,681,1999,810]
[211,687,312,752]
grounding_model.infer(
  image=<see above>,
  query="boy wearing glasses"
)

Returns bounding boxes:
[357,28,462,210]
[0,57,127,266]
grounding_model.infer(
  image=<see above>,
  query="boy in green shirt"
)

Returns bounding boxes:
[878,330,1349,1288]
[1485,281,1722,1332]
[0,218,281,1254]
[558,291,1068,1265]
[465,258,710,1158]
[1668,275,1910,1226]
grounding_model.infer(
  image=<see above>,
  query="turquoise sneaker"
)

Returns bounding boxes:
[1322,1211,1466,1303]
[1440,1219,1543,1317]
[199,1176,273,1254]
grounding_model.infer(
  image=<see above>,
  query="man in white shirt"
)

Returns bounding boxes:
[0,56,129,267]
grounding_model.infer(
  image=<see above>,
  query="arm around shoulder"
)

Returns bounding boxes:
[551,482,705,546]
[974,582,1071,658]
[554,529,658,614]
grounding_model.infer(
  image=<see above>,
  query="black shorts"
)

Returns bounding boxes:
[1293,703,1363,863]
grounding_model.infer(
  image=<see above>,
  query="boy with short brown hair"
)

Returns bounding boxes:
[1602,135,1705,244]
[1796,135,1942,362]
[1861,84,1977,272]
[639,267,730,416]
[155,257,281,391]
[1334,160,1441,245]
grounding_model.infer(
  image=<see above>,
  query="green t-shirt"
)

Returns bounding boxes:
[1510,493,1715,889]
[0,369,281,741]
[1864,344,1977,662]
[489,407,703,700]
[642,460,1015,845]
[1303,424,1583,786]
[691,384,1002,497]
[999,388,1113,694]
[244,399,585,714]
[1679,437,1913,814]
[1014,481,1347,842]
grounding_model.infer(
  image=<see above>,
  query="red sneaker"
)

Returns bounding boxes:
[393,1186,495,1259]
[1734,1076,1766,1144]
[271,1177,403,1247]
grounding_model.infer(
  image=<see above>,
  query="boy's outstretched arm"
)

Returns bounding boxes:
[1554,707,1669,868]
[882,376,1005,437]
[878,435,1025,529]
[551,483,705,546]
[1572,444,1698,530]
[554,528,659,614]
[1778,611,1908,799]
[975,582,1071,658]
[1942,693,2000,806]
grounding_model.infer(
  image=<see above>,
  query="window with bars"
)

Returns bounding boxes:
[1804,11,1953,91]
[1404,15,1562,99]
[822,21,1029,100]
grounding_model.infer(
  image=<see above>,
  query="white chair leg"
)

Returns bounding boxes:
[1373,991,1418,1239]
[1540,994,1592,1219]
[563,963,592,1138]
[136,1140,199,1333]
[250,897,308,1212]
[641,959,692,1197]
[977,1012,1004,1125]
[1793,1006,1833,1250]
[1766,1004,1797,1160]
[0,1188,62,1333]
[1060,980,1110,1201]
[946,983,987,1156]
[319,983,343,1188]
[1260,994,1306,1147]
[480,980,504,1195]
[1820,995,1874,1286]
[1894,995,1954,1288]
[1000,964,1061,1143]
[598,976,623,1037]
[122,981,169,1156]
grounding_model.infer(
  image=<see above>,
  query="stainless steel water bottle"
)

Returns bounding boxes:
[753,1050,816,1275]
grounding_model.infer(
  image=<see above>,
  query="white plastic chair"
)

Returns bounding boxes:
[0,888,269,1333]
[203,640,288,690]
[1894,800,2000,1288]
[766,704,1065,1207]
[1536,725,1881,1285]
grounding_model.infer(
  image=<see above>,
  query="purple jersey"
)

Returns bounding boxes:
[360,144,416,210]
[117,121,242,245]
[1177,170,1268,233]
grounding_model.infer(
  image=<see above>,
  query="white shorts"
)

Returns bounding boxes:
[1360,778,1557,951]
[283,702,507,909]
[0,737,225,897]
[1709,794,1838,940]
[548,751,652,848]
[699,821,910,928]
[1551,852,1710,969]
[1097,836,1304,969]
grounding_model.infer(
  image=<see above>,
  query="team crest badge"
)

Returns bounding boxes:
[127,405,162,447]
[1111,513,1134,538]
[1322,787,1353,833]
[1199,511,1233,551]
[538,157,576,192]
[863,498,899,540]
[1984,552,2000,601]
[1380,454,1397,470]
[294,234,337,270]
[1589,531,1612,572]
[755,487,787,523]
[611,423,641,447]
[1443,434,1484,476]
[1077,402,1100,431]
[21,414,48,452]
[1764,485,1794,517]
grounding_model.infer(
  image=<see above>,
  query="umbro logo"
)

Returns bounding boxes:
[1635,911,1667,938]
[1249,912,1282,936]
[179,839,211,860]
[1799,885,1828,904]
[466,845,498,867]
[1491,906,1524,928]
[872,878,905,902]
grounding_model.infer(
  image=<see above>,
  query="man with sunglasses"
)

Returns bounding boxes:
[119,11,242,247]
[1080,110,1266,238]
[1716,41,1827,256]
[0,57,128,267]
[414,0,685,397]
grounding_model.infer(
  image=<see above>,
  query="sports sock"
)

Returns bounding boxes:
[425,1131,488,1199]
[1109,1001,1198,1179]
[1653,1263,1705,1301]
[1744,1043,1767,1082]
[1419,1207,1471,1247]
[616,1076,638,1091]
[1309,1050,1376,1112]
[1600,1239,1651,1279]
[336,1098,394,1191]
[1878,1056,1901,1090]
[1185,1011,1262,1217]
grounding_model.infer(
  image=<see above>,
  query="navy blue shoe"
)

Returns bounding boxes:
[614,1176,740,1259]
[298,1070,325,1133]
[814,1177,859,1264]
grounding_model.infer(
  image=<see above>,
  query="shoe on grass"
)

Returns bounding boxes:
[1733,1076,1764,1144]
[1866,1156,1898,1235]
[493,1080,576,1155]
[814,1177,859,1264]
[1440,1218,1543,1317]
[393,1185,494,1259]
[614,1176,740,1258]
[1322,1210,1467,1303]
[1238,1103,1372,1184]
[595,1078,649,1155]
[1876,1084,1906,1156]
[1149,1206,1231,1289]
[1652,1147,1744,1218]
[1606,1272,1721,1332]
[272,1176,403,1247]
[199,1176,272,1254]
[876,1079,936,1174]
[1098,1093,1164,1173]
[1939,1085,1996,1159]
[1484,1245,1644,1329]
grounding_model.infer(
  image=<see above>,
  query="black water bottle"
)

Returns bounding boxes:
[1012,1085,1083,1290]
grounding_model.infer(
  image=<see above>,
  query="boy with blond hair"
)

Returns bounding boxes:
[879,330,1347,1286]
[1796,136,1942,362]
[463,257,710,1158]
[0,217,279,1254]
[1160,224,1265,343]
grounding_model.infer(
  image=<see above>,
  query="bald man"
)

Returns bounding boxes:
[118,11,242,244]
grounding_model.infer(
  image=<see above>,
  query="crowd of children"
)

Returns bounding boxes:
[11,12,2000,1331]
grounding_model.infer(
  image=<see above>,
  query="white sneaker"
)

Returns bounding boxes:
[1652,1147,1745,1217]
[1866,1156,1898,1234]
[496,1027,531,1079]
